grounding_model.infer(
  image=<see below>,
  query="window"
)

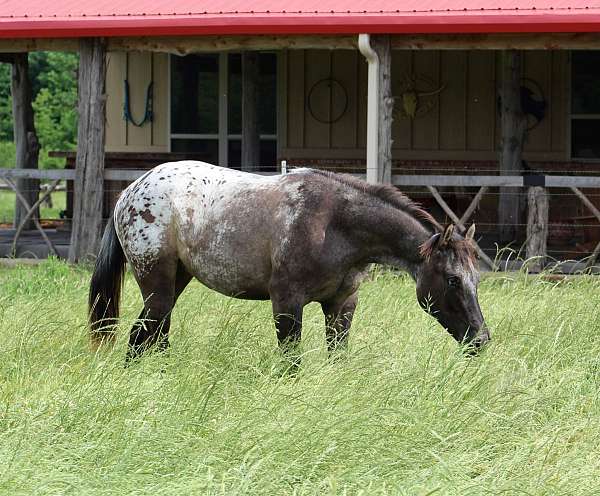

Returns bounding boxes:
[571,51,600,159]
[170,52,277,169]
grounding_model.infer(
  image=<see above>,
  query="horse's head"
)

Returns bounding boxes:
[416,224,490,354]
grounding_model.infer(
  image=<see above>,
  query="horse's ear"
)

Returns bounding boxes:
[440,224,454,247]
[465,223,476,241]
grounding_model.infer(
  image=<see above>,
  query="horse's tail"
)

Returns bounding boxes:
[88,215,126,348]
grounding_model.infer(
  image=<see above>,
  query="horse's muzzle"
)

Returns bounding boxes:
[465,326,491,355]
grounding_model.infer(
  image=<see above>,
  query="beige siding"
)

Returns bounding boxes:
[105,52,126,149]
[283,49,569,162]
[330,50,359,149]
[286,50,305,149]
[103,48,569,161]
[105,51,169,152]
[391,51,412,150]
[304,50,332,148]
[439,51,467,151]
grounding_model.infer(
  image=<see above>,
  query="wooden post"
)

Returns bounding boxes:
[8,53,40,230]
[372,35,393,184]
[498,50,527,245]
[526,186,549,273]
[241,51,260,172]
[69,38,106,263]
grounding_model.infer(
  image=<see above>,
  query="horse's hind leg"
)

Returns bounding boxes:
[321,292,358,354]
[126,260,192,362]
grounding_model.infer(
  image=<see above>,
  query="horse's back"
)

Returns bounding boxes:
[114,161,299,297]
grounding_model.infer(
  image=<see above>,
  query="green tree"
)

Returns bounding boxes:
[31,52,78,168]
[0,51,78,168]
[0,63,12,142]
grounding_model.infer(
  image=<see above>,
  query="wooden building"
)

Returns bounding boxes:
[3,1,600,264]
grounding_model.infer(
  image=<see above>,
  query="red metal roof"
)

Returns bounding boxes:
[2,1,600,38]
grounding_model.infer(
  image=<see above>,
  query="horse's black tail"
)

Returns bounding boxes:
[88,216,126,348]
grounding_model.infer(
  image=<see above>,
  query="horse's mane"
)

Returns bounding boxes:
[307,169,443,233]
[420,235,478,268]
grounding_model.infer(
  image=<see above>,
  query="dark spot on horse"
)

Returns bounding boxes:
[144,203,151,208]
[159,177,165,180]
[127,210,138,226]
[139,229,143,233]
[140,209,156,223]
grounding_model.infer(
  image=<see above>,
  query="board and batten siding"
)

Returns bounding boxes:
[104,49,568,162]
[105,52,169,152]
[283,49,568,162]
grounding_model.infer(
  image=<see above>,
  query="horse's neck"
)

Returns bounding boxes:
[341,198,430,276]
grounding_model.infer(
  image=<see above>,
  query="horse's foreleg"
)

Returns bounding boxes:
[271,295,304,370]
[321,292,358,354]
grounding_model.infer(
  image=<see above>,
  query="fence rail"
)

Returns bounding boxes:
[3,167,600,271]
[4,168,600,189]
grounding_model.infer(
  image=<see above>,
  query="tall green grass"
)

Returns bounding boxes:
[1,260,600,495]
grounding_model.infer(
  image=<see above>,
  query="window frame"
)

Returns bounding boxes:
[168,51,279,168]
[569,50,600,162]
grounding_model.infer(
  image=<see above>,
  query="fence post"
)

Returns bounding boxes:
[526,186,549,272]
[69,38,106,263]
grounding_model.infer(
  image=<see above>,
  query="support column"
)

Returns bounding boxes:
[241,51,260,172]
[69,38,106,263]
[359,34,393,184]
[526,186,548,273]
[8,53,40,230]
[499,50,527,245]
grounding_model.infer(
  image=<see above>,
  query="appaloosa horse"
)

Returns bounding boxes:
[89,161,490,362]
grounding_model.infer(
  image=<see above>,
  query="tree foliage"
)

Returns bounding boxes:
[0,51,78,168]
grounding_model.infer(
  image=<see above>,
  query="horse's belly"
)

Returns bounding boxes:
[184,249,272,300]
[176,210,273,300]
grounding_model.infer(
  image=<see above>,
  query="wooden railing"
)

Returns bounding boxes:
[2,168,600,270]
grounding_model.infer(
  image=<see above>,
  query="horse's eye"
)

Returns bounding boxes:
[447,276,460,288]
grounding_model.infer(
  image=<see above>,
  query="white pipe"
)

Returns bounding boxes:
[358,33,379,184]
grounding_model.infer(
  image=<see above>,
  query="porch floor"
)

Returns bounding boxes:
[0,229,71,259]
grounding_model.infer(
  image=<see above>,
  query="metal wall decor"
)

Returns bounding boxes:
[521,78,547,131]
[497,78,547,131]
[307,78,348,124]
[394,74,446,120]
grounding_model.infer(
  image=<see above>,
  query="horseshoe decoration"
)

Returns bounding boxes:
[307,78,349,124]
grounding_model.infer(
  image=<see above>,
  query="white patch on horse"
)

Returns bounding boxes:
[114,161,282,292]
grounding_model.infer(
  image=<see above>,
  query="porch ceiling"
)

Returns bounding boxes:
[2,1,600,39]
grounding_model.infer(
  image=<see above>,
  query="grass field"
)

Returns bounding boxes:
[1,260,600,495]
[0,190,67,224]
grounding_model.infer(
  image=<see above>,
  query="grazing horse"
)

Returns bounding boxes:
[89,161,490,363]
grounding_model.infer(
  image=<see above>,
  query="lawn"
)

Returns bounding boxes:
[1,260,600,495]
[0,189,67,224]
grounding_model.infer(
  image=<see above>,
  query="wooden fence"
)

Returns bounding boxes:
[2,167,600,271]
